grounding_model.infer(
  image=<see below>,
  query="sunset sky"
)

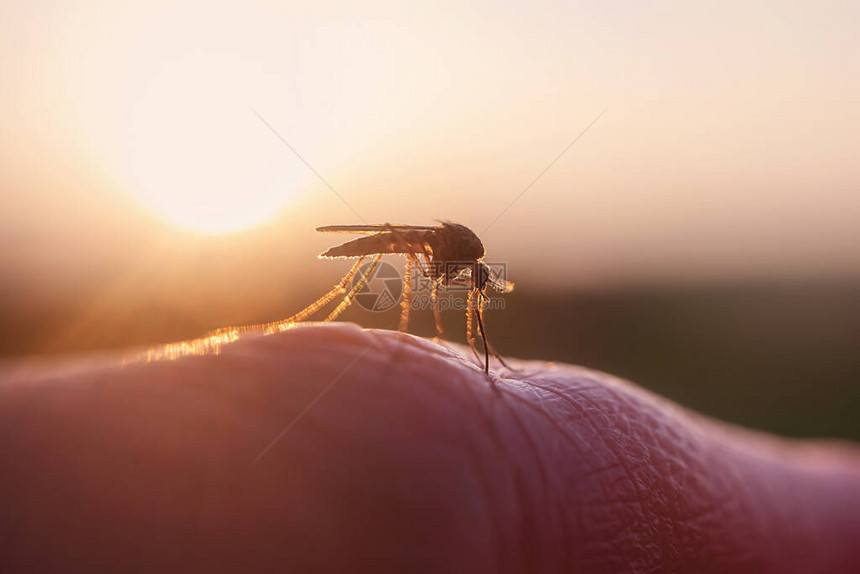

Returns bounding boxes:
[2,0,858,301]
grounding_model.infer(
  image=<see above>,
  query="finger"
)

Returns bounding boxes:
[0,324,857,574]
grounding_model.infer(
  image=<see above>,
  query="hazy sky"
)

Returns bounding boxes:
[2,0,859,291]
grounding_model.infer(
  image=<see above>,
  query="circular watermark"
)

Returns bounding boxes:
[351,260,403,312]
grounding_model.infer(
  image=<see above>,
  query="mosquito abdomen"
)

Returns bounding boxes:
[319,233,416,258]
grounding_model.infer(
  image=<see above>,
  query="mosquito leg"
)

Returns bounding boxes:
[371,224,421,333]
[256,257,366,334]
[474,291,491,374]
[471,288,515,371]
[421,254,436,280]
[399,257,413,331]
[472,292,513,371]
[431,279,444,337]
[324,254,383,322]
[486,339,517,371]
[465,290,483,364]
[414,253,445,338]
[465,292,514,372]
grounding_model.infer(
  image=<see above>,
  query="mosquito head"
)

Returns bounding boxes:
[474,262,515,294]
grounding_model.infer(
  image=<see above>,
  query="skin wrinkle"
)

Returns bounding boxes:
[247,338,371,454]
[514,374,664,569]
[686,405,822,570]
[493,386,579,567]
[511,374,632,567]
[438,364,551,573]
[598,381,677,568]
[494,352,856,574]
[733,447,832,572]
[711,449,768,569]
[1,324,860,573]
[443,396,505,572]
[507,377,648,562]
[493,402,542,572]
[687,433,761,568]
[428,370,537,573]
[656,426,714,567]
[285,344,486,571]
[499,377,592,569]
[504,364,664,572]
[594,374,751,570]
[352,333,560,572]
[740,458,801,570]
[444,364,513,571]
[488,385,553,571]
[365,333,519,572]
[463,383,549,574]
[256,330,852,572]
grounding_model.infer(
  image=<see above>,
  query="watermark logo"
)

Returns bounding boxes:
[411,261,508,293]
[351,260,403,312]
[352,260,508,312]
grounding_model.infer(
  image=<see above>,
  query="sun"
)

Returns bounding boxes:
[123,56,307,234]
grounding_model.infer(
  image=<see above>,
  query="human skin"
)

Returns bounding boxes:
[0,323,858,573]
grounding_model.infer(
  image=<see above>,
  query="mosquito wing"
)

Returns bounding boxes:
[316,224,439,235]
[318,224,437,258]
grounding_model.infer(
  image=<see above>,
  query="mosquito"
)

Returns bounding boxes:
[191,223,512,372]
[315,222,516,372]
[237,222,510,374]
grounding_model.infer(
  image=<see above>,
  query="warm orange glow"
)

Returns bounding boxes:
[2,2,859,280]
[123,55,302,234]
